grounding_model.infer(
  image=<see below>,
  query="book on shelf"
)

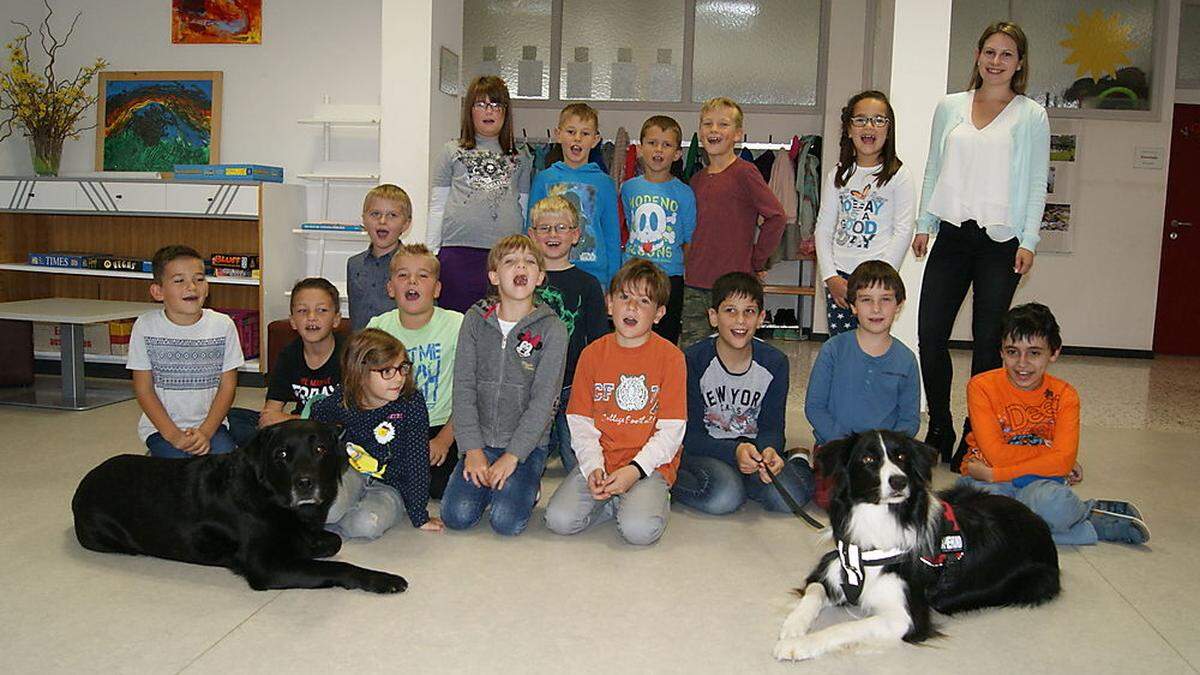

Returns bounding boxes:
[28,252,104,268]
[210,267,261,279]
[88,256,154,274]
[173,164,284,183]
[210,253,259,270]
[299,221,365,232]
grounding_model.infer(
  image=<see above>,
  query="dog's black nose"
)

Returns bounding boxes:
[295,477,314,491]
[888,475,908,491]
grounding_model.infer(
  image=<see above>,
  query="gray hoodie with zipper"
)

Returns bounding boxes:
[452,300,568,461]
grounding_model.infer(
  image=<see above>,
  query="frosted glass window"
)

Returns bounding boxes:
[1177,3,1200,86]
[949,0,1158,111]
[559,0,685,102]
[463,0,552,100]
[692,0,821,106]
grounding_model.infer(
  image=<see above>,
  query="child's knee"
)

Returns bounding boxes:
[544,502,588,536]
[340,510,387,540]
[617,513,666,545]
[488,502,533,536]
[441,499,483,531]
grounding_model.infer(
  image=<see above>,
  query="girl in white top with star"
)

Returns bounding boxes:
[311,329,444,539]
[815,90,915,336]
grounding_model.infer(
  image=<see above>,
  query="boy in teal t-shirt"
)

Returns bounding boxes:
[621,115,696,345]
[367,243,464,498]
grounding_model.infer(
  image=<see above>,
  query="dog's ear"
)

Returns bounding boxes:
[241,423,280,483]
[907,437,937,481]
[815,434,856,478]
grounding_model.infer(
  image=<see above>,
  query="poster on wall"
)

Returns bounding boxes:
[1050,134,1077,162]
[172,0,262,44]
[95,71,222,172]
[1039,203,1073,254]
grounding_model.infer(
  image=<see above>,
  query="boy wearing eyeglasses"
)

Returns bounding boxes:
[530,195,610,470]
[348,184,413,331]
[367,243,464,498]
[442,234,568,536]
[621,115,696,345]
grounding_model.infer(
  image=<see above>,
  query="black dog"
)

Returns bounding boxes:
[775,430,1059,660]
[72,419,406,593]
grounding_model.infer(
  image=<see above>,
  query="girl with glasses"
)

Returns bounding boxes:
[815,90,915,337]
[426,75,532,313]
[310,328,444,539]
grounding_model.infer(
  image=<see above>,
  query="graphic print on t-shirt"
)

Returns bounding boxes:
[698,357,775,439]
[537,284,580,336]
[834,183,888,250]
[594,371,661,424]
[407,341,447,409]
[996,390,1061,446]
[292,375,337,404]
[146,336,226,390]
[548,182,598,263]
[626,193,679,261]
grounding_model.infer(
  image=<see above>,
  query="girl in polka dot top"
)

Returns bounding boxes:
[311,329,444,539]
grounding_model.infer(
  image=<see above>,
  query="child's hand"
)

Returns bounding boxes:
[757,447,785,483]
[487,453,519,490]
[419,516,444,533]
[735,442,763,475]
[178,428,209,455]
[463,449,490,487]
[825,276,850,309]
[964,458,994,482]
[1067,462,1083,486]
[600,465,640,496]
[911,233,929,258]
[429,436,452,467]
[587,468,608,500]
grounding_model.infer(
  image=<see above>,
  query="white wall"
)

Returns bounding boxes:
[0,0,382,214]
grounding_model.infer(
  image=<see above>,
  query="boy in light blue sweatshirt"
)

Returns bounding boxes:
[527,102,621,290]
[805,260,920,507]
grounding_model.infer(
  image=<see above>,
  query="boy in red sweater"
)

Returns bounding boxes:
[959,303,1149,545]
[544,259,686,545]
[678,97,786,349]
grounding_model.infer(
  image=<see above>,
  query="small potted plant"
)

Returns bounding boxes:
[0,1,106,176]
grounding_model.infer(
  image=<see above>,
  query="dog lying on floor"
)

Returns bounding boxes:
[774,430,1060,661]
[72,419,407,593]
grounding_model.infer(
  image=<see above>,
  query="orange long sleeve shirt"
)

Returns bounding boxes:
[960,369,1080,483]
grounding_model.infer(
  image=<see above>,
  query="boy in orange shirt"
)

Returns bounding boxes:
[544,259,686,545]
[959,303,1150,545]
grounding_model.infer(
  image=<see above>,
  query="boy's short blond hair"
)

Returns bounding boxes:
[487,234,545,273]
[609,259,671,307]
[388,242,441,278]
[558,102,599,129]
[529,195,578,228]
[640,115,683,145]
[362,183,413,221]
[700,96,744,129]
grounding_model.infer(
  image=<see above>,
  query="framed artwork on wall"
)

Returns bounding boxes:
[172,0,262,44]
[95,71,222,172]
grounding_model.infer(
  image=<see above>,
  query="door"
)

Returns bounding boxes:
[1154,104,1200,354]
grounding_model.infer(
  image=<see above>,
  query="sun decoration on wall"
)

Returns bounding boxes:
[1059,9,1137,80]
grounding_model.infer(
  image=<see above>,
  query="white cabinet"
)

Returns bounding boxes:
[164,183,259,217]
[25,180,80,211]
[104,182,166,213]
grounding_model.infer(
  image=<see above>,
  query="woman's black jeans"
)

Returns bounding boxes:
[917,220,1022,430]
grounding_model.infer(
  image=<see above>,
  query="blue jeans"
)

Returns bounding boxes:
[226,407,260,447]
[325,469,405,540]
[146,426,237,458]
[545,469,671,545]
[673,455,816,515]
[441,445,549,536]
[957,476,1097,545]
[548,385,578,472]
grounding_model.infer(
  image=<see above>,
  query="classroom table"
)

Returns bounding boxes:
[0,298,157,411]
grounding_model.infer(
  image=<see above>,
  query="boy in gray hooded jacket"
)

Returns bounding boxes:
[443,234,568,535]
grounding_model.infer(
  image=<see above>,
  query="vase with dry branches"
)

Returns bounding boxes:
[0,1,106,176]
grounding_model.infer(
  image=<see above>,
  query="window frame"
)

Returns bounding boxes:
[1177,0,1200,90]
[948,0,1170,122]
[491,0,830,114]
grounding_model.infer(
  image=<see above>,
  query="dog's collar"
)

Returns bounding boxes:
[920,501,966,568]
[837,539,907,605]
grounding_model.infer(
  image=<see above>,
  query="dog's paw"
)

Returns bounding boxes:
[362,571,408,594]
[778,614,813,640]
[310,531,343,558]
[773,637,819,662]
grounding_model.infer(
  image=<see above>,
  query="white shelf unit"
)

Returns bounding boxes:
[35,350,261,373]
[0,262,260,286]
[0,177,307,374]
[297,103,381,220]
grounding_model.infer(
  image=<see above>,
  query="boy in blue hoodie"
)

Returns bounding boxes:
[528,103,621,290]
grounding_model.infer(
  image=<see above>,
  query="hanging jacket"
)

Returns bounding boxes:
[684,132,701,180]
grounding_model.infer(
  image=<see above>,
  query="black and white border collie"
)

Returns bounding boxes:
[774,430,1060,661]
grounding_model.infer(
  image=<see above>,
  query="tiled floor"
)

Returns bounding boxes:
[2,343,1198,673]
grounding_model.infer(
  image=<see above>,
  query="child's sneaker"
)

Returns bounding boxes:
[1089,509,1151,544]
[1092,499,1143,521]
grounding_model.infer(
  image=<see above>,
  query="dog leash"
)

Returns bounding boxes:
[755,456,824,530]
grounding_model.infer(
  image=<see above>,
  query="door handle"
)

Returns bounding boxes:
[1171,219,1192,227]
[1170,232,1179,240]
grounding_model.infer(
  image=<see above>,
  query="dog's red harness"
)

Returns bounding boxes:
[920,501,966,568]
